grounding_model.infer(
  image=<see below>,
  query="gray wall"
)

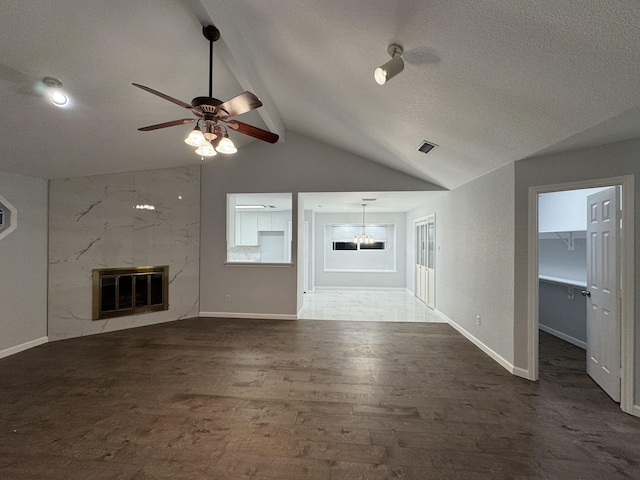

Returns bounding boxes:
[199,131,439,317]
[0,171,48,354]
[48,166,200,340]
[406,163,516,365]
[538,237,587,346]
[514,137,640,402]
[538,237,587,283]
[314,211,406,288]
[539,281,587,347]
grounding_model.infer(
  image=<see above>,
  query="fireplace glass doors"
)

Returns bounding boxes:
[92,266,168,320]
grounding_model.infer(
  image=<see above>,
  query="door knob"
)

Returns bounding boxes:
[581,290,591,297]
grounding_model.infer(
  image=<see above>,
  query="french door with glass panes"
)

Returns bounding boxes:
[415,215,435,308]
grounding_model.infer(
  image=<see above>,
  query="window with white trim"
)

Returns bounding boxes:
[324,224,396,272]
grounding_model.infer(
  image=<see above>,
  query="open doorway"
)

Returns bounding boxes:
[538,187,620,401]
[528,176,635,415]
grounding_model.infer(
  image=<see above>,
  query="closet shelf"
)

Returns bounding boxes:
[539,274,586,288]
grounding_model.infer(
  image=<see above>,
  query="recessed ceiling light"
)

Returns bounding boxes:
[235,205,266,209]
[43,77,70,108]
[50,91,69,107]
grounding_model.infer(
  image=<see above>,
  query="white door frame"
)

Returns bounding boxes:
[526,175,635,415]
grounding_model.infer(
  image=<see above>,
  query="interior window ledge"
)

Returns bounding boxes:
[224,262,294,267]
[323,269,398,273]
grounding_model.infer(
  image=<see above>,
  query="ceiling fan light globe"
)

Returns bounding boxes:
[185,128,207,147]
[215,136,237,154]
[195,143,217,157]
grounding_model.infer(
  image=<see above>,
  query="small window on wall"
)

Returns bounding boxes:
[226,193,293,263]
[0,194,17,241]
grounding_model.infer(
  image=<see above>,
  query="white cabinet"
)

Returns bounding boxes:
[235,211,259,246]
[257,211,288,232]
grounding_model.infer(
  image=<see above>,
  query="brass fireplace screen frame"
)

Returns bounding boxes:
[92,266,169,320]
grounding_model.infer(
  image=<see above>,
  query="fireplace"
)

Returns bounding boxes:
[92,266,169,320]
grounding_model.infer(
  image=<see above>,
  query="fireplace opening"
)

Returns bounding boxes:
[92,266,168,320]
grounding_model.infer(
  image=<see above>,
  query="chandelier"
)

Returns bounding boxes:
[353,203,375,244]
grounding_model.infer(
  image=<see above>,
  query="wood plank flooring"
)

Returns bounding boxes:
[1,318,639,479]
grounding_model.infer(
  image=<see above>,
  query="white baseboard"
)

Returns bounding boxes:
[512,366,532,380]
[539,323,587,350]
[434,309,519,376]
[199,311,297,321]
[312,286,408,291]
[631,404,640,418]
[0,336,48,359]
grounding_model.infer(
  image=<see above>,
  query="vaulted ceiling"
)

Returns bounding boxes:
[2,1,640,190]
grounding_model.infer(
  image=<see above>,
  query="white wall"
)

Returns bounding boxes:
[314,212,406,288]
[538,237,587,284]
[514,137,640,403]
[406,163,516,366]
[48,166,200,340]
[199,131,440,318]
[538,188,606,232]
[0,171,48,356]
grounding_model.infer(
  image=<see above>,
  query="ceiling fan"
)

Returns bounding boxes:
[133,24,278,156]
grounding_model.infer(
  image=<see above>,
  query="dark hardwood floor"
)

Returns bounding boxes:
[1,318,639,479]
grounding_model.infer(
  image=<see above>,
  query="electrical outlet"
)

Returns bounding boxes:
[226,295,231,302]
[476,315,481,325]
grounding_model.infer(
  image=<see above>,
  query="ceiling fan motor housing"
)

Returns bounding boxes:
[191,96,226,116]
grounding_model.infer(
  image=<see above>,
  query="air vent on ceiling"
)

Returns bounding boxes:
[417,140,438,155]
[361,198,377,202]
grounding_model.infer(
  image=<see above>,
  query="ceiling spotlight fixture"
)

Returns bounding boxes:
[374,44,404,85]
[43,77,70,107]
[353,204,375,244]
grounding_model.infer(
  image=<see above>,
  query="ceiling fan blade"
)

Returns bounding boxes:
[132,83,192,109]
[216,91,262,117]
[227,120,279,144]
[138,118,195,131]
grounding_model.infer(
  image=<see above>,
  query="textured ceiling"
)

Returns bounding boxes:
[1,0,640,191]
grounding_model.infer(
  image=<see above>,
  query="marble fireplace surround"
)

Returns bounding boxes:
[48,166,200,341]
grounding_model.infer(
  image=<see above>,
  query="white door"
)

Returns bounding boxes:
[303,221,309,293]
[426,218,435,308]
[585,187,620,402]
[415,221,426,303]
[415,216,435,307]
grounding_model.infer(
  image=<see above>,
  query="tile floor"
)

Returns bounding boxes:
[298,288,443,322]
